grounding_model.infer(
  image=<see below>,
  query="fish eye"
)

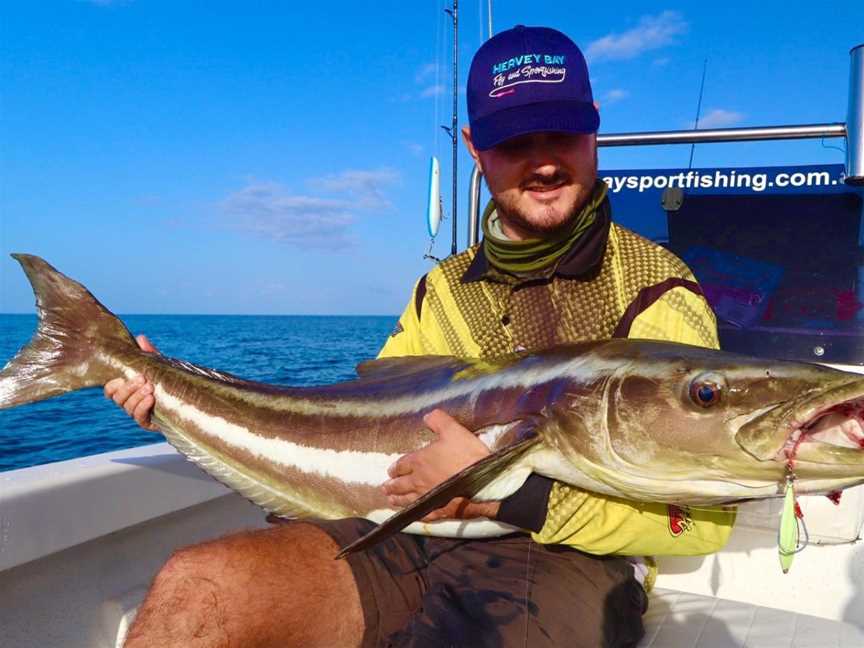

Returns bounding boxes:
[689,373,725,408]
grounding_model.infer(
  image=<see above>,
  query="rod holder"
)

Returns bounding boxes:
[847,44,864,185]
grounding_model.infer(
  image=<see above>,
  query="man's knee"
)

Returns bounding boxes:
[133,523,364,647]
[141,534,252,638]
[125,541,236,647]
[157,543,218,583]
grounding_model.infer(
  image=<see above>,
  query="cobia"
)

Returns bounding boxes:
[2,254,864,558]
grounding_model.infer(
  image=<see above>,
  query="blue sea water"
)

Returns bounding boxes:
[0,314,396,472]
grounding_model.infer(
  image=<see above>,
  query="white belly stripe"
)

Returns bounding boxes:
[156,386,401,486]
[365,509,519,538]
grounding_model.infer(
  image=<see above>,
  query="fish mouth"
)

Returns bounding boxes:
[736,378,864,464]
[785,395,864,466]
[795,404,864,450]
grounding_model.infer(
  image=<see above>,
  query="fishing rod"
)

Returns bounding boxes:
[427,0,493,258]
[442,0,459,256]
[688,59,708,169]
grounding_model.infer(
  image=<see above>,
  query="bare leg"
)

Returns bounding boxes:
[124,523,365,648]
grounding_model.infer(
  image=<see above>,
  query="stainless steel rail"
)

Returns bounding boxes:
[596,124,846,147]
[466,43,864,247]
[467,164,483,247]
[467,166,482,247]
[848,44,864,184]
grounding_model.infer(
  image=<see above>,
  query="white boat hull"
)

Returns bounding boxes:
[1,441,862,647]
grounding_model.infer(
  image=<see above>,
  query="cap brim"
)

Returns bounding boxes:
[471,101,600,151]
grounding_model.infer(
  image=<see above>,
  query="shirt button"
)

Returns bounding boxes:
[501,314,511,325]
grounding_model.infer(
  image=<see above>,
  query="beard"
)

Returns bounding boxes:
[490,151,598,238]
[494,199,574,237]
[493,171,593,237]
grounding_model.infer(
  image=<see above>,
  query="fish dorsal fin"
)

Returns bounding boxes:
[163,357,250,386]
[355,355,462,380]
[356,353,525,382]
[335,420,542,559]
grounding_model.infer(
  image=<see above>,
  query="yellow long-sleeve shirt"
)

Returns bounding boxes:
[378,220,736,571]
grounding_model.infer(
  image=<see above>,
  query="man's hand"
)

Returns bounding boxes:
[104,334,159,431]
[383,409,501,522]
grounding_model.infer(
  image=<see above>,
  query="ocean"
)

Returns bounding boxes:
[0,314,396,472]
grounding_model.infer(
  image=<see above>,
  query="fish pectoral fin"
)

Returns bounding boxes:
[335,429,541,559]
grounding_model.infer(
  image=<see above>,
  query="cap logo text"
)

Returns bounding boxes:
[490,64,566,98]
[491,54,566,75]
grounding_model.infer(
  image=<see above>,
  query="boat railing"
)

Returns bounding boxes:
[467,43,864,247]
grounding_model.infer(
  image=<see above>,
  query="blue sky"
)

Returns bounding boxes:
[1,1,862,315]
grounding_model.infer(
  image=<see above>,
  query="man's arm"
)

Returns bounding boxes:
[378,276,583,529]
[377,278,508,521]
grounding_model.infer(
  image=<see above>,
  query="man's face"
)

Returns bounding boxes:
[463,129,597,241]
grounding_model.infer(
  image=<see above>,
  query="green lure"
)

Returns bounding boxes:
[778,477,799,573]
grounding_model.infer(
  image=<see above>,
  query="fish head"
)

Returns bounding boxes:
[732,362,864,488]
[558,340,864,497]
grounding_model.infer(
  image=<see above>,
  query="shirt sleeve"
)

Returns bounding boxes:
[377,276,452,358]
[532,285,736,557]
[377,279,426,358]
[627,284,720,349]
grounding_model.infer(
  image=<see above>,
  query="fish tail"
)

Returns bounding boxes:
[0,254,138,408]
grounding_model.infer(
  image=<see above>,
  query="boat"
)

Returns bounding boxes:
[1,41,863,648]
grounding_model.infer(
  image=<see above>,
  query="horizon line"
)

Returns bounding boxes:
[0,311,400,318]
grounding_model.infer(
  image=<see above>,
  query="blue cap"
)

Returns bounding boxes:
[467,25,599,151]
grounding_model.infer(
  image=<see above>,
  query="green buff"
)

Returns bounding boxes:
[482,181,609,274]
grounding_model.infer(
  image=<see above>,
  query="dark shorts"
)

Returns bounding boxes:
[312,518,648,648]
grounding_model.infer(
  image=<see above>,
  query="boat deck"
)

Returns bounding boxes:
[642,590,864,647]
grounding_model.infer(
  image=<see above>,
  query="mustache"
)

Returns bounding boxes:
[520,171,571,189]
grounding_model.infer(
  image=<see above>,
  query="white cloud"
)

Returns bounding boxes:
[652,57,671,68]
[586,11,687,62]
[397,63,448,101]
[307,168,398,209]
[690,108,745,129]
[420,84,446,98]
[223,169,399,249]
[223,182,354,249]
[415,63,440,84]
[403,141,424,157]
[602,89,629,105]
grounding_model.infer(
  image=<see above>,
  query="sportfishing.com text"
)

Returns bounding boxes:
[602,169,845,194]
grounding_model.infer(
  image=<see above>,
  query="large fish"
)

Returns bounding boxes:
[3,254,864,557]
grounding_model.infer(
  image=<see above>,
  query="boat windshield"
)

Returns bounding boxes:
[602,164,864,365]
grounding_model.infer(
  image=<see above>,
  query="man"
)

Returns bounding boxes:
[108,26,735,648]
